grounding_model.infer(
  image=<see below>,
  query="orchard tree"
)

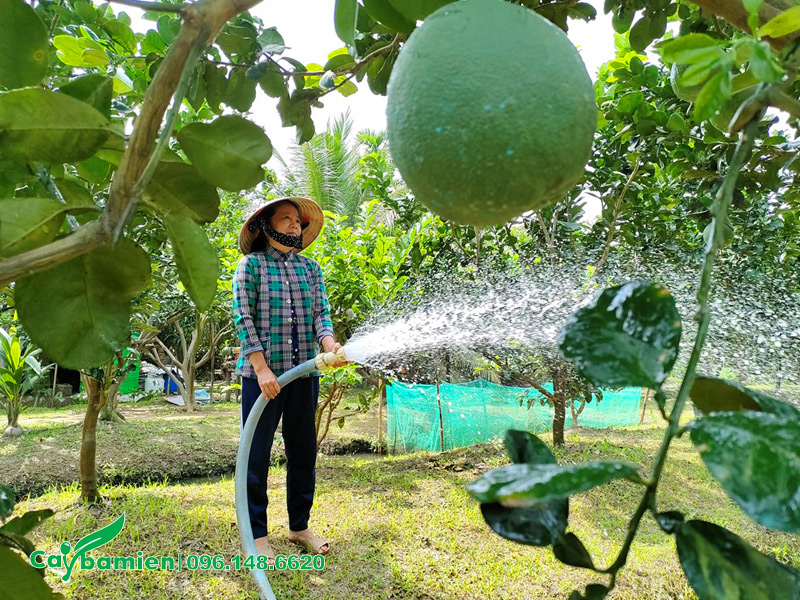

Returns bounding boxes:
[2,0,800,599]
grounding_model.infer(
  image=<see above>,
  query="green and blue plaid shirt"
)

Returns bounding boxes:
[232,245,334,379]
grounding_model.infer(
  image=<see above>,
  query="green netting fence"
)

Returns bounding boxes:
[386,379,644,454]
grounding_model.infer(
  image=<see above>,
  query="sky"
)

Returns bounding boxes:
[126,1,618,162]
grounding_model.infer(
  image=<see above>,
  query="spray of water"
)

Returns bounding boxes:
[341,255,800,392]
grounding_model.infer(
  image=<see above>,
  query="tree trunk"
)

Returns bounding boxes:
[553,392,566,446]
[3,401,22,437]
[551,371,566,446]
[184,363,196,412]
[80,375,106,503]
[224,366,233,402]
[570,399,586,429]
[209,343,216,402]
[100,386,121,422]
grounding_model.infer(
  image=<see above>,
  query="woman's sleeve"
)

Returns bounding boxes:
[311,260,335,344]
[232,255,264,357]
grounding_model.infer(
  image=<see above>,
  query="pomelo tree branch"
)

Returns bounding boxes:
[598,117,761,590]
[686,0,800,49]
[0,0,264,289]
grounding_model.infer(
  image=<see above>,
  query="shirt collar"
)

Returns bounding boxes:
[265,244,295,261]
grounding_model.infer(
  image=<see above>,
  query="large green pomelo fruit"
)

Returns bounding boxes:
[710,89,756,133]
[670,63,708,103]
[385,0,597,228]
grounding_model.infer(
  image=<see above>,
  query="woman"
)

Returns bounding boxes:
[232,197,345,564]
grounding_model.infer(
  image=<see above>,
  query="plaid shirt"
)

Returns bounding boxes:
[232,245,334,379]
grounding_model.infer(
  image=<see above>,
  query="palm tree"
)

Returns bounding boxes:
[273,110,363,220]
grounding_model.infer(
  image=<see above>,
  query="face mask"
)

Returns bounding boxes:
[261,222,304,249]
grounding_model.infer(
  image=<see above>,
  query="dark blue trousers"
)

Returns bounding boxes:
[240,375,320,538]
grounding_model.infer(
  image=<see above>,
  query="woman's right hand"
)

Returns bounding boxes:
[256,367,281,400]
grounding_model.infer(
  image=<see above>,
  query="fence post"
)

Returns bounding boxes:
[436,381,445,452]
[378,379,384,453]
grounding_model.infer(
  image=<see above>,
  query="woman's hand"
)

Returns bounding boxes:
[322,337,349,366]
[256,366,281,400]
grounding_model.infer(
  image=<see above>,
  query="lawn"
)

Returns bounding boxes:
[8,398,799,600]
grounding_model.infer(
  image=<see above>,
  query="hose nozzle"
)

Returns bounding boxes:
[314,346,348,370]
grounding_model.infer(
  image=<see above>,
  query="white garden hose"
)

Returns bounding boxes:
[235,347,348,600]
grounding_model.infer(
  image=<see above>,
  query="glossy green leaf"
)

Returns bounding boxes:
[655,510,684,534]
[480,500,567,547]
[504,430,556,465]
[15,239,151,369]
[760,5,800,38]
[568,584,609,600]
[324,54,357,71]
[478,429,568,546]
[629,17,654,52]
[676,520,800,599]
[748,40,785,82]
[690,411,800,533]
[467,461,639,507]
[177,115,271,191]
[216,25,257,58]
[142,162,220,224]
[0,510,54,536]
[103,20,137,53]
[611,6,634,33]
[336,80,358,97]
[388,0,452,21]
[667,113,690,133]
[690,376,763,414]
[557,280,682,389]
[367,53,395,95]
[58,75,114,119]
[156,15,180,45]
[335,0,358,44]
[659,34,721,64]
[257,26,286,55]
[76,155,112,184]
[694,70,732,122]
[264,69,290,100]
[0,547,64,600]
[569,2,597,21]
[363,0,415,34]
[0,89,111,163]
[0,0,48,89]
[52,35,108,67]
[224,68,257,112]
[204,65,228,112]
[553,532,594,569]
[163,215,219,312]
[0,485,14,520]
[0,197,66,257]
[616,91,644,114]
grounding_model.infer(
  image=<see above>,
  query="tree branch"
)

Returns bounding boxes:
[687,0,798,49]
[198,324,232,367]
[175,319,188,361]
[594,158,640,274]
[108,0,186,13]
[155,337,182,367]
[0,0,265,288]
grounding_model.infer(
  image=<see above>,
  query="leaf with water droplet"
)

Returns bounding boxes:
[677,520,800,599]
[690,376,800,417]
[557,280,682,389]
[690,412,800,533]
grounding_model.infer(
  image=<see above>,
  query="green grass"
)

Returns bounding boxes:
[12,424,800,600]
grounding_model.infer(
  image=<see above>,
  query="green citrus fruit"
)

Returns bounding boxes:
[709,89,756,133]
[670,63,708,103]
[385,0,597,228]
